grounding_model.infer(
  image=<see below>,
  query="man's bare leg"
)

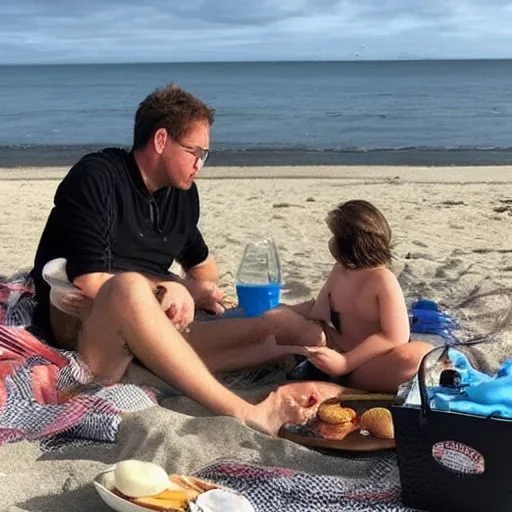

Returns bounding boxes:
[186,303,324,358]
[77,272,313,435]
[185,317,270,353]
[347,340,434,393]
[200,335,300,373]
[264,305,326,346]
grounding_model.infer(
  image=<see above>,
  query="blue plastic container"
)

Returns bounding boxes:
[236,282,281,317]
[235,238,282,317]
[409,299,458,342]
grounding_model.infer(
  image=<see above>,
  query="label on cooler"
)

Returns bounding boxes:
[432,440,485,475]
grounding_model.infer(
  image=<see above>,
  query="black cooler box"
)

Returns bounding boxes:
[391,346,512,512]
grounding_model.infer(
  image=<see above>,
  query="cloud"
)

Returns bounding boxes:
[1,0,512,63]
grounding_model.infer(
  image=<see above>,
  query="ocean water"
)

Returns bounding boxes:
[1,60,512,165]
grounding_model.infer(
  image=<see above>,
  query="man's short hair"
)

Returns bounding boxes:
[133,84,215,149]
[326,199,392,269]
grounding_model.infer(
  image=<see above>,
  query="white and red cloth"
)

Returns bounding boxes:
[0,274,157,450]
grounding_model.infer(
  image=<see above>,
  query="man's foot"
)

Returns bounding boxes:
[263,307,326,347]
[245,381,348,436]
[247,386,317,436]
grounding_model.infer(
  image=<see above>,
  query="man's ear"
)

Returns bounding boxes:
[153,128,168,155]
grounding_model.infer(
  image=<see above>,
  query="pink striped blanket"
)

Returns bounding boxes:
[0,275,157,450]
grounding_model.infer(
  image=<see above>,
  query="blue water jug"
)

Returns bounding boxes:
[236,238,282,317]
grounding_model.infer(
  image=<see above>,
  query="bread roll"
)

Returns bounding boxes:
[114,460,170,498]
[317,397,357,425]
[360,407,394,439]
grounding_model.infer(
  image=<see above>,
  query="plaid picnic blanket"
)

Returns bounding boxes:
[196,459,414,512]
[0,272,36,327]
[0,325,158,449]
[0,274,158,450]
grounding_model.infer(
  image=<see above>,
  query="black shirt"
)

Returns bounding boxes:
[31,148,209,336]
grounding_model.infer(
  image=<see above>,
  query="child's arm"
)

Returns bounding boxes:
[342,272,410,373]
[306,273,333,323]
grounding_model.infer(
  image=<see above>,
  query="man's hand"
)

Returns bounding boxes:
[298,346,350,378]
[58,290,93,319]
[156,281,195,332]
[183,278,225,315]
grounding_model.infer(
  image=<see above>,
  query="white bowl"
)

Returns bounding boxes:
[42,258,80,315]
[93,467,152,512]
[93,466,255,512]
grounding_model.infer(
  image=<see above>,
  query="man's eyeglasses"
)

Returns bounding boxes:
[176,141,209,164]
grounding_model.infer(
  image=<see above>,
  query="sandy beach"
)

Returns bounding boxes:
[1,164,511,303]
[1,164,512,511]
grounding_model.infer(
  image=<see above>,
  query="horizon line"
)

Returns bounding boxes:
[1,57,512,67]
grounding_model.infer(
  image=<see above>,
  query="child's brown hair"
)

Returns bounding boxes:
[326,199,392,269]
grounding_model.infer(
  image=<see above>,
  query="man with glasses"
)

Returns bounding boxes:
[176,141,209,166]
[29,84,314,435]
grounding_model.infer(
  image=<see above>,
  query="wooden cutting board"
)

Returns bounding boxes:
[279,394,396,452]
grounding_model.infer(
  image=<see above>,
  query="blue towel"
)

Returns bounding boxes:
[429,349,512,419]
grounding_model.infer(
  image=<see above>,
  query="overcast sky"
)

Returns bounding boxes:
[2,0,512,64]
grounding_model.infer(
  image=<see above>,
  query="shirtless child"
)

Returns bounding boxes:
[277,200,433,393]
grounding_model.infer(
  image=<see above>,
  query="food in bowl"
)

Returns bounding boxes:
[110,460,218,511]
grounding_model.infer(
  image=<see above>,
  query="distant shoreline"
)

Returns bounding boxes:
[2,146,512,168]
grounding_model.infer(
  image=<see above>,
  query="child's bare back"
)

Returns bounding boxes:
[308,263,407,353]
